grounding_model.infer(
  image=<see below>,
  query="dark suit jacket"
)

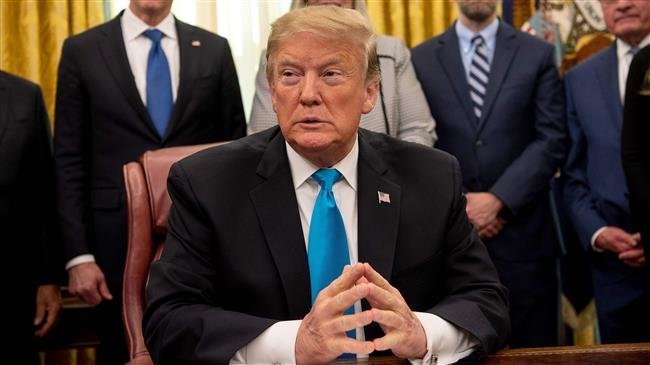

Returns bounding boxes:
[0,71,61,349]
[622,45,650,264]
[143,127,509,364]
[411,21,566,262]
[54,14,246,288]
[564,43,646,306]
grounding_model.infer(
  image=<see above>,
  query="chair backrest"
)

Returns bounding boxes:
[121,143,222,364]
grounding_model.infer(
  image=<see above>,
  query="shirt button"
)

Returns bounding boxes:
[475,140,484,147]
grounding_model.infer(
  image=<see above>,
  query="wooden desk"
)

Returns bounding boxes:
[334,343,650,364]
[483,343,650,365]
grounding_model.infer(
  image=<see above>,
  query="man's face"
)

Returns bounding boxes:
[601,0,650,45]
[130,0,173,17]
[269,31,377,166]
[456,0,498,22]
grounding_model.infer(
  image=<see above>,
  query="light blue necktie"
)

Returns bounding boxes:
[308,169,352,308]
[143,29,173,137]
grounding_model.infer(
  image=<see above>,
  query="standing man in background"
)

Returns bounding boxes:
[1,70,62,364]
[54,0,246,362]
[412,0,566,348]
[563,0,650,343]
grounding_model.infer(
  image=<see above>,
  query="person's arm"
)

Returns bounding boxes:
[562,71,609,250]
[248,50,280,135]
[426,157,510,359]
[30,83,63,338]
[144,163,277,365]
[622,48,650,258]
[490,45,566,216]
[215,39,246,139]
[389,39,437,146]
[54,39,112,305]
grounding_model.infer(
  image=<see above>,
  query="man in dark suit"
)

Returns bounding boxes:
[144,6,508,365]
[412,0,566,348]
[53,0,246,362]
[622,45,650,272]
[564,0,650,343]
[1,71,62,364]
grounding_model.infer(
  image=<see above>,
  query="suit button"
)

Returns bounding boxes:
[475,140,484,147]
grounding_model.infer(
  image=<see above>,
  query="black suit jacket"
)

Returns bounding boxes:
[622,45,650,265]
[412,22,566,262]
[0,71,61,347]
[144,127,509,364]
[53,14,246,288]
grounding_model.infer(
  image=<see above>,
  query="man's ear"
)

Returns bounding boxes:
[362,79,379,114]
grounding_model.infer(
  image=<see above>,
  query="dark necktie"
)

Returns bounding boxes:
[469,35,491,121]
[143,29,173,137]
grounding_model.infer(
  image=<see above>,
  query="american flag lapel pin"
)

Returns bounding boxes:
[378,191,391,204]
[191,40,201,47]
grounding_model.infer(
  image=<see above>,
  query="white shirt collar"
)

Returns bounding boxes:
[286,136,359,192]
[617,33,650,60]
[122,6,177,42]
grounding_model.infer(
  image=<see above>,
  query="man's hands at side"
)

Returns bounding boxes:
[68,262,113,305]
[295,263,428,364]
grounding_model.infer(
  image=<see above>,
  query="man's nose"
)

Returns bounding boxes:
[299,72,322,106]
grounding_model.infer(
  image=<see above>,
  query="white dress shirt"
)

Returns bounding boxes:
[231,137,477,364]
[65,8,180,270]
[590,34,650,252]
[121,6,180,103]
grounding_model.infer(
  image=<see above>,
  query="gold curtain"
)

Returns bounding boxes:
[367,0,535,48]
[0,0,104,128]
[367,0,459,48]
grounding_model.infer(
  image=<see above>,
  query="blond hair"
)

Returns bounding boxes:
[266,5,379,85]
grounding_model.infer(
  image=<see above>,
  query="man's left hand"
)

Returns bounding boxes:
[361,263,427,359]
[34,284,61,337]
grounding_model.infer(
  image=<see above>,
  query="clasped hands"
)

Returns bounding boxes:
[595,227,645,267]
[295,262,427,364]
[465,192,505,239]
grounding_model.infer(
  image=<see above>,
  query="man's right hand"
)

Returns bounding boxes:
[68,262,113,305]
[594,227,640,254]
[295,263,374,364]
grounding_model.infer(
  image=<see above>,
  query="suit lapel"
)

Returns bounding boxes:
[0,76,8,145]
[163,19,200,141]
[250,130,311,318]
[436,27,477,131]
[478,21,518,132]
[596,44,622,130]
[98,14,159,140]
[357,132,400,281]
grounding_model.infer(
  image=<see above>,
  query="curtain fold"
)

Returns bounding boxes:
[0,0,104,127]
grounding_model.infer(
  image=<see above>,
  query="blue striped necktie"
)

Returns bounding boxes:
[143,29,173,137]
[468,35,490,121]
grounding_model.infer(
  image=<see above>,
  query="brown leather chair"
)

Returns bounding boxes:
[121,143,223,365]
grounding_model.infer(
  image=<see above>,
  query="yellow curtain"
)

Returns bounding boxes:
[0,0,104,128]
[367,0,535,48]
[367,0,458,48]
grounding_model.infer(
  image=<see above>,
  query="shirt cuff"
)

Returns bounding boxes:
[409,312,478,365]
[590,226,608,253]
[65,254,95,270]
[229,320,301,364]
